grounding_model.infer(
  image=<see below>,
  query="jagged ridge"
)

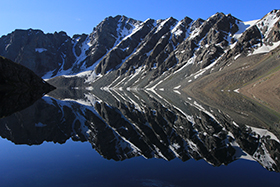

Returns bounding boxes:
[0,10,279,90]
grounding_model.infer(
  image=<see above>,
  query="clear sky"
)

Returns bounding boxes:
[0,0,279,37]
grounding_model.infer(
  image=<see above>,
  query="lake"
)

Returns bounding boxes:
[0,88,280,187]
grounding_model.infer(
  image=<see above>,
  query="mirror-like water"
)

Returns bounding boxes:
[0,88,280,187]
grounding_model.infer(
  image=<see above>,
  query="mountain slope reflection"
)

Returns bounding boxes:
[1,88,280,172]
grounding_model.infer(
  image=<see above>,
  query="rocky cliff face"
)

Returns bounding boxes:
[0,15,142,78]
[47,9,280,90]
[1,10,279,90]
[0,30,75,77]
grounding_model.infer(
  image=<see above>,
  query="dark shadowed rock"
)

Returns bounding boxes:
[0,29,75,77]
[0,56,55,118]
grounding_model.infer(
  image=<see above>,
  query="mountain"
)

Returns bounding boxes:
[1,9,280,174]
[0,15,142,78]
[0,10,279,93]
[1,88,280,172]
[0,56,55,118]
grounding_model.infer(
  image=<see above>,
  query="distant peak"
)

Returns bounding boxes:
[14,28,44,35]
[208,12,225,20]
[114,15,127,21]
[181,16,193,25]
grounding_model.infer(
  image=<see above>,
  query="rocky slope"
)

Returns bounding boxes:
[0,10,279,92]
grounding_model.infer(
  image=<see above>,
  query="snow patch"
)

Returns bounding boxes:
[250,126,280,142]
[173,90,181,95]
[189,27,201,40]
[35,48,47,53]
[251,40,280,55]
[233,88,240,93]
[232,20,258,40]
[172,143,180,150]
[172,105,195,124]
[42,70,56,80]
[125,66,145,85]
[155,17,173,33]
[171,20,184,37]
[232,121,239,127]
[147,80,163,90]
[192,55,222,79]
[168,55,196,79]
[256,10,280,38]
[173,85,181,89]
[234,54,241,60]
[114,18,141,48]
[35,122,47,127]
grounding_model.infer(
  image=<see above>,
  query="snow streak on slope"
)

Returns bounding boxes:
[257,10,280,38]
[73,36,93,70]
[155,17,175,33]
[171,21,184,37]
[252,40,280,55]
[114,17,142,48]
[41,10,280,90]
[42,36,93,79]
[249,10,280,55]
[231,20,258,41]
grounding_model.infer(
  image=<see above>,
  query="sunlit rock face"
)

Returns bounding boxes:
[0,56,55,118]
[0,10,279,91]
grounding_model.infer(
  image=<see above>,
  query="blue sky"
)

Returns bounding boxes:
[0,0,279,37]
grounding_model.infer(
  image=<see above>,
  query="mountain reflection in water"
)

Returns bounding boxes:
[0,88,280,173]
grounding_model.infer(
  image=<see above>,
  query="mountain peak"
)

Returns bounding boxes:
[0,10,279,92]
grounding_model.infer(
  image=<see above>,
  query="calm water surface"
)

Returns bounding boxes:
[0,88,280,187]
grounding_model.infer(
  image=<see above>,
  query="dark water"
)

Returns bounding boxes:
[0,88,280,187]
